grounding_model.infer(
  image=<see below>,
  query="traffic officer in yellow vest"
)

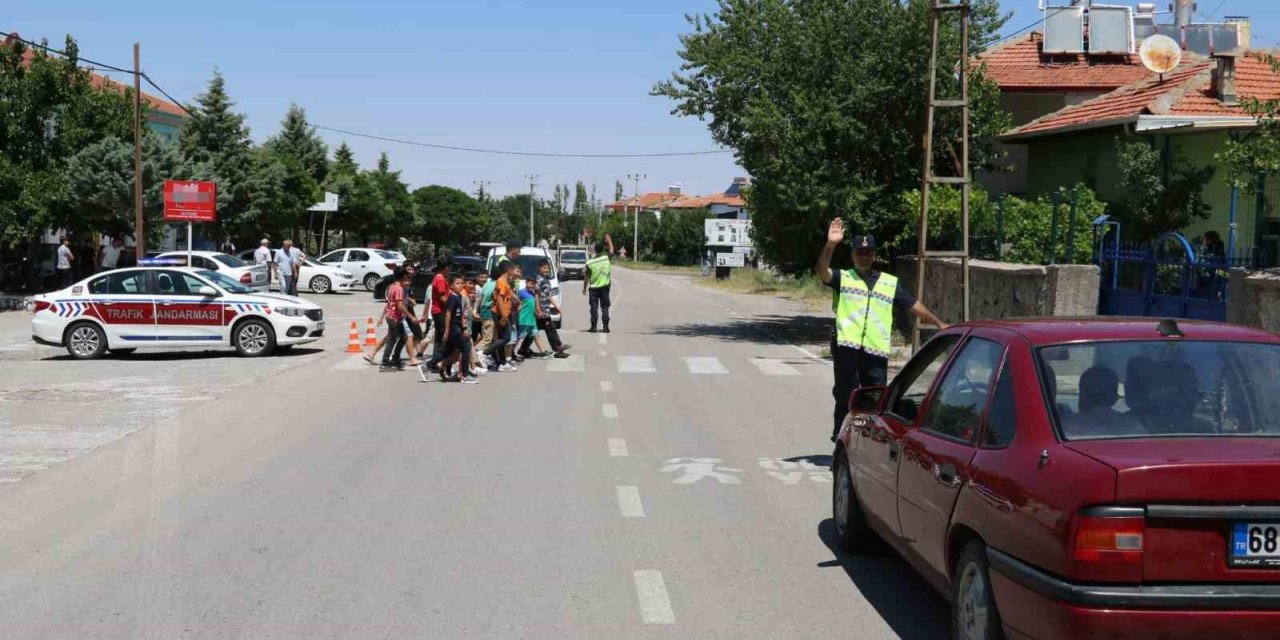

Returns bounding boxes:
[582,233,615,333]
[817,219,948,441]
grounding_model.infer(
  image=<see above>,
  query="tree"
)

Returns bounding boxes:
[0,34,134,243]
[573,181,590,216]
[1114,139,1215,240]
[653,0,1011,275]
[244,147,320,246]
[264,103,328,186]
[412,185,489,250]
[66,133,181,247]
[614,180,624,203]
[368,152,414,247]
[179,70,254,241]
[1218,54,1280,189]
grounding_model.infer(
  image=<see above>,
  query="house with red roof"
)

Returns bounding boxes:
[997,49,1279,257]
[4,32,188,141]
[605,178,750,220]
[977,30,1155,194]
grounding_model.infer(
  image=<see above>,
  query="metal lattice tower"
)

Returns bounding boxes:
[914,0,972,349]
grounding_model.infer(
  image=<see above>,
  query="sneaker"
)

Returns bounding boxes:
[379,365,398,373]
[488,365,500,373]
[498,363,516,372]
[556,344,572,352]
[461,376,479,385]
[417,363,430,382]
[512,356,525,363]
[553,351,570,359]
[427,363,441,373]
[587,327,598,333]
[475,367,487,376]
[602,327,611,333]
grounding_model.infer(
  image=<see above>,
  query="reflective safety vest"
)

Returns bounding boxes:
[835,270,896,358]
[587,255,612,288]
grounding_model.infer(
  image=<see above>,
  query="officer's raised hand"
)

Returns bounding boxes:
[827,219,845,246]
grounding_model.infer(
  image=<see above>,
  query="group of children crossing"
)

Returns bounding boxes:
[365,249,571,384]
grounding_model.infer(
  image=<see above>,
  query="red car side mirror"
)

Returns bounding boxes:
[849,385,887,414]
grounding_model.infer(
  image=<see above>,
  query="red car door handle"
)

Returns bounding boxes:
[933,463,961,488]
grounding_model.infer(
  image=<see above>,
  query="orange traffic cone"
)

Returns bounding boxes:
[365,317,378,346]
[346,321,363,354]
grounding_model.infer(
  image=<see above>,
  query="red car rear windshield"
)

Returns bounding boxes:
[1038,340,1280,440]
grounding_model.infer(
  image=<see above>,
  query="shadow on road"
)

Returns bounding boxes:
[652,314,832,351]
[786,454,832,467]
[816,518,951,640]
[41,347,325,362]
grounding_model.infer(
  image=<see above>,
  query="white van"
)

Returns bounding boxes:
[485,246,562,328]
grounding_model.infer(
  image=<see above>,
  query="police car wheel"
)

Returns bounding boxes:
[65,322,106,360]
[233,319,276,357]
[364,274,381,291]
[310,275,331,294]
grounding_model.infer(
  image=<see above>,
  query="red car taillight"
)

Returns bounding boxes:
[385,262,398,271]
[33,300,50,313]
[1068,512,1145,583]
[240,272,253,284]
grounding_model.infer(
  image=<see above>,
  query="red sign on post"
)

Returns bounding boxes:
[163,180,217,222]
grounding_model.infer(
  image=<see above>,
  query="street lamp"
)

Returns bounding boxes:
[525,174,539,246]
[627,173,646,260]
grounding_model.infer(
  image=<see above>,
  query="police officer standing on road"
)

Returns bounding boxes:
[816,219,948,441]
[582,234,615,333]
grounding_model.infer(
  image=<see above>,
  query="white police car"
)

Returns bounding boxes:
[31,266,324,359]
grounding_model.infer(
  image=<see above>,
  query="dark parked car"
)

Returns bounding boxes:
[833,318,1280,640]
[372,255,486,301]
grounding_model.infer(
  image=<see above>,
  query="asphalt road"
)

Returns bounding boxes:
[0,268,949,639]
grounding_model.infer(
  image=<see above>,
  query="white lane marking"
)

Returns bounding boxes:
[684,356,728,374]
[598,350,608,357]
[600,381,614,393]
[608,438,629,457]
[616,486,646,517]
[750,357,802,376]
[545,354,585,372]
[598,332,608,345]
[602,404,619,419]
[616,355,656,373]
[633,570,676,624]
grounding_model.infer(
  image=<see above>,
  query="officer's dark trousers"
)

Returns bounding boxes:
[832,342,888,437]
[589,285,611,329]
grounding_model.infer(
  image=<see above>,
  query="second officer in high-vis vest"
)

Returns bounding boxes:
[582,233,615,333]
[816,218,948,441]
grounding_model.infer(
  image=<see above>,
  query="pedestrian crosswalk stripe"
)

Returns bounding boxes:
[750,358,801,376]
[684,357,728,374]
[616,356,656,373]
[600,381,614,392]
[616,486,646,518]
[634,570,676,624]
[545,354,585,372]
[602,404,619,419]
[608,438,629,457]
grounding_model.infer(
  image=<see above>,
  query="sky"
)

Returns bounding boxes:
[11,1,1280,202]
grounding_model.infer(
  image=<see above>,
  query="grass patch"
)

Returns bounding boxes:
[700,268,832,309]
[616,261,702,273]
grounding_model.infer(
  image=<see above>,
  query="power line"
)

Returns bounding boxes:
[0,30,133,75]
[310,125,732,159]
[8,29,733,159]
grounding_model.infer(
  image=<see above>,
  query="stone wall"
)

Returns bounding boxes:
[1227,269,1280,333]
[893,257,1099,327]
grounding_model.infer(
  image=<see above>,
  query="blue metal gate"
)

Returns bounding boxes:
[1095,232,1237,321]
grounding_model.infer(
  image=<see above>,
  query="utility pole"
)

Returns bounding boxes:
[472,180,492,201]
[627,173,646,260]
[525,174,539,246]
[132,42,144,261]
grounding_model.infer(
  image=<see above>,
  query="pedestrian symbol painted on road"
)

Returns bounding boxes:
[758,458,833,484]
[660,458,743,485]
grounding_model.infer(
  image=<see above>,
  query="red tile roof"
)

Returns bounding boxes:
[1001,53,1280,139]
[665,192,746,209]
[7,33,187,119]
[605,192,685,211]
[977,31,1152,91]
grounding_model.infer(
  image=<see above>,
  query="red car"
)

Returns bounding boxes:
[832,318,1280,640]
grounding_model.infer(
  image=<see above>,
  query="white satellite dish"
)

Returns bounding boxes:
[1139,34,1182,76]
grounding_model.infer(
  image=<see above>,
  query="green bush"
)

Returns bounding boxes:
[893,184,1101,265]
